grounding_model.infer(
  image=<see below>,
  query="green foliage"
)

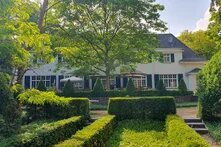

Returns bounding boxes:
[0,116,86,147]
[58,0,166,89]
[18,89,89,120]
[156,79,166,93]
[126,78,136,96]
[178,78,187,93]
[166,115,210,147]
[11,84,24,98]
[206,121,221,145]
[62,80,74,97]
[57,90,193,98]
[55,115,116,147]
[91,78,106,97]
[0,72,22,137]
[37,80,47,91]
[107,119,167,147]
[197,51,221,120]
[108,97,176,120]
[178,30,218,59]
[208,0,221,50]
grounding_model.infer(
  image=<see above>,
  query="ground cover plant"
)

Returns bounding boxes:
[206,121,221,145]
[106,119,168,147]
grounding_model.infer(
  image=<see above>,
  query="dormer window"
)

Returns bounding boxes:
[58,55,65,63]
[163,53,175,63]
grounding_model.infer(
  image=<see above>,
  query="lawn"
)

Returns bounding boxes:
[106,119,169,147]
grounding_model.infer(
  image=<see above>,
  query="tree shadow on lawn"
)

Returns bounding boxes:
[106,119,168,147]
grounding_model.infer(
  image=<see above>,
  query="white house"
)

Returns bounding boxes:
[22,33,207,92]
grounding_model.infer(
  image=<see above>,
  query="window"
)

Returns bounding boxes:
[132,76,146,88]
[159,74,177,88]
[101,78,115,89]
[163,54,171,63]
[31,76,56,88]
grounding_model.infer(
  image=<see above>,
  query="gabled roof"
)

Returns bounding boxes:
[157,33,207,62]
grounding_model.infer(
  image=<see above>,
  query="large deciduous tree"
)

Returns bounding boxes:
[208,0,221,49]
[57,0,167,89]
[178,30,218,59]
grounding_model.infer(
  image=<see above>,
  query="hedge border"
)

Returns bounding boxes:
[0,116,86,147]
[55,115,117,147]
[108,97,176,120]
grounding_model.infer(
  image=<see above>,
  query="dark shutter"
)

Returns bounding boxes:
[58,55,62,63]
[58,75,64,90]
[116,76,121,88]
[24,76,30,89]
[154,74,159,88]
[51,76,56,87]
[178,74,183,82]
[92,78,96,89]
[171,54,175,62]
[123,77,128,88]
[84,76,89,89]
[147,75,152,88]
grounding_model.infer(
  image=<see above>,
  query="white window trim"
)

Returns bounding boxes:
[159,74,178,88]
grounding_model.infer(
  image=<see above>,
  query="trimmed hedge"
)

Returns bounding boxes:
[58,90,193,98]
[166,115,210,147]
[55,115,117,147]
[0,116,86,147]
[108,97,176,120]
[18,89,89,121]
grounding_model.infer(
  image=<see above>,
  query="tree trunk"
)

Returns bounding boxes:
[38,0,48,33]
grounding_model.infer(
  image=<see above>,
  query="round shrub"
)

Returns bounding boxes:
[62,80,74,97]
[37,80,47,91]
[126,78,136,96]
[197,51,221,120]
[178,78,187,93]
[91,78,106,97]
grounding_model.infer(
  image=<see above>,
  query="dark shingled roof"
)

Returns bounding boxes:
[157,33,207,61]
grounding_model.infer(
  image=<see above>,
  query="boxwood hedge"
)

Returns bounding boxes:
[0,116,86,147]
[108,97,176,120]
[166,115,210,147]
[55,115,117,147]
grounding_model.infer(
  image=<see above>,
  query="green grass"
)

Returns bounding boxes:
[206,121,221,145]
[90,104,107,110]
[176,102,197,108]
[106,119,169,147]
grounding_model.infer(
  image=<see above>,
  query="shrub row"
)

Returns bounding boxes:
[108,97,176,120]
[55,115,117,147]
[18,89,89,121]
[166,115,210,147]
[0,116,86,147]
[58,90,193,98]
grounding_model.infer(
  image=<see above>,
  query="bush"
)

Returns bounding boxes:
[55,115,116,147]
[62,79,74,97]
[18,89,89,121]
[197,51,221,120]
[108,97,176,120]
[156,79,166,93]
[166,115,210,146]
[126,78,136,96]
[178,78,187,93]
[0,72,21,136]
[11,84,24,98]
[37,80,47,91]
[91,78,106,97]
[57,90,193,98]
[0,116,86,147]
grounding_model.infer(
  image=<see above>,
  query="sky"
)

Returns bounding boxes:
[156,0,211,36]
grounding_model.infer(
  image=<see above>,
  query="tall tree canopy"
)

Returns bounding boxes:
[0,0,54,84]
[57,0,167,89]
[178,30,218,59]
[208,0,221,49]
